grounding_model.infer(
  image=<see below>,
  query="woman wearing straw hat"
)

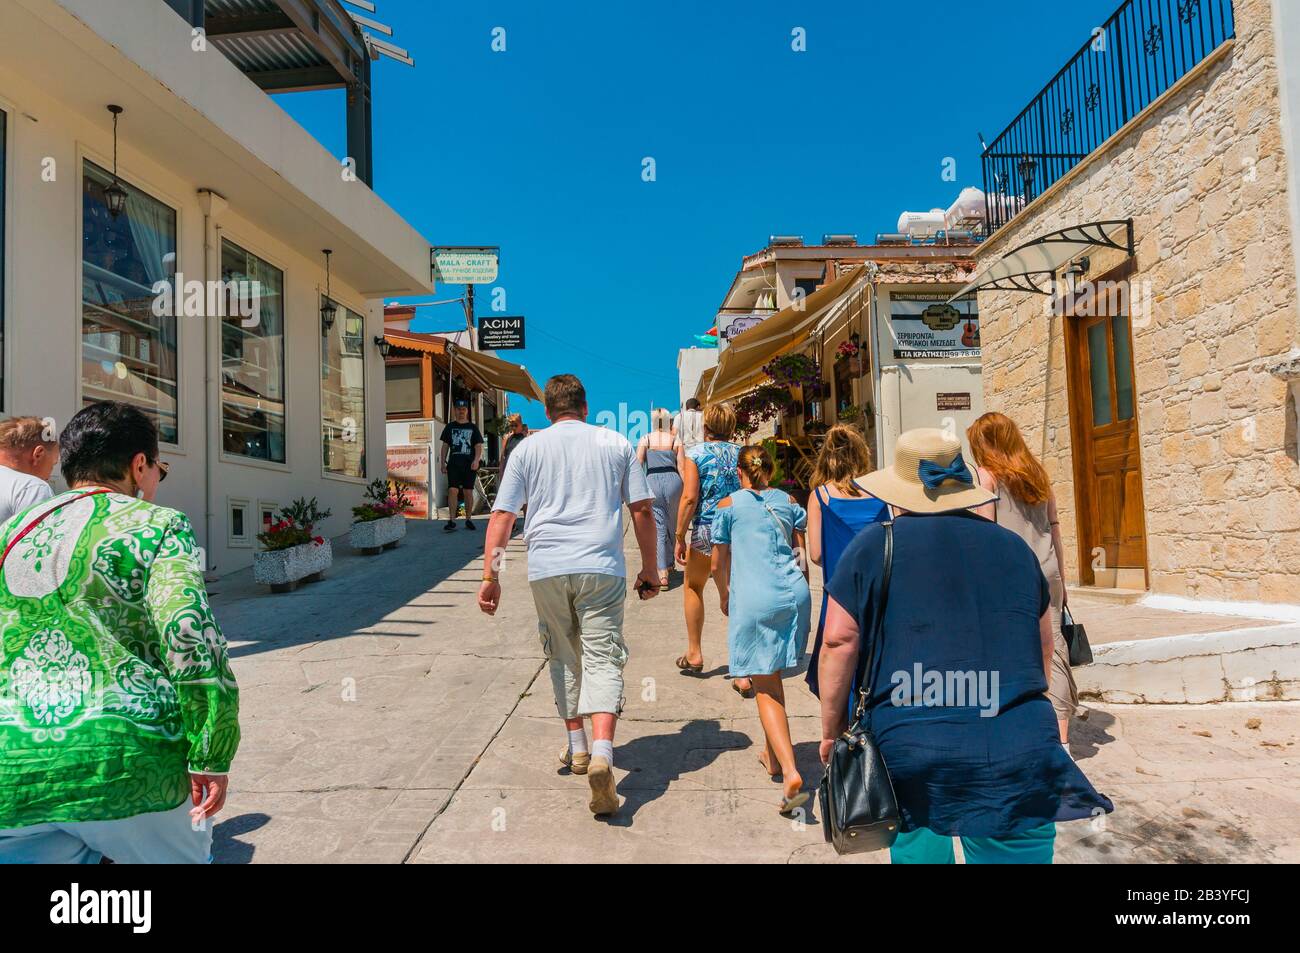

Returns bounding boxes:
[816,428,1112,864]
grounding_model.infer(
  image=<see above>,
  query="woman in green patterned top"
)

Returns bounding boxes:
[0,402,239,863]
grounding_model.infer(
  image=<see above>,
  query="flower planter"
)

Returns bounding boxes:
[253,539,333,593]
[350,514,406,555]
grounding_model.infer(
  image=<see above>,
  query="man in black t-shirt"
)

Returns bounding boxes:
[440,400,484,531]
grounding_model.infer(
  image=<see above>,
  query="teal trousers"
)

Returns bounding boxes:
[890,822,1056,864]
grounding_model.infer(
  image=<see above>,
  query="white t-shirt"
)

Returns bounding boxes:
[674,409,704,450]
[0,465,53,528]
[493,419,652,581]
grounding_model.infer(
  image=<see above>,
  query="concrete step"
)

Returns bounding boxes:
[1067,585,1146,605]
[1076,623,1300,704]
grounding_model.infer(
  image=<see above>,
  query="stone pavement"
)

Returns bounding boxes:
[210,520,1300,863]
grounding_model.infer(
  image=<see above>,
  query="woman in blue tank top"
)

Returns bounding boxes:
[804,426,888,697]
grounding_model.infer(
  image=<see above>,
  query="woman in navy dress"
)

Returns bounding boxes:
[818,429,1113,864]
[804,425,888,697]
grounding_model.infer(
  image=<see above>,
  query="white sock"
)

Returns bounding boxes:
[591,739,614,766]
[568,728,588,755]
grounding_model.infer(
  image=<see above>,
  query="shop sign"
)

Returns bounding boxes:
[891,292,980,359]
[716,310,778,348]
[387,445,432,519]
[936,392,972,412]
[478,315,525,350]
[432,247,499,285]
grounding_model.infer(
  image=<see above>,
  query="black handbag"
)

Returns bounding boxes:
[819,521,901,854]
[1061,604,1094,666]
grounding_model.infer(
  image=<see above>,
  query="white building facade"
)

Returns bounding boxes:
[0,0,433,573]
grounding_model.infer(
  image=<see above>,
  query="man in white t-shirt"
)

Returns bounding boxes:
[0,416,56,527]
[479,374,660,817]
[672,398,704,451]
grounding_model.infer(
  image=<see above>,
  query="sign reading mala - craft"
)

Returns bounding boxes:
[891,292,981,360]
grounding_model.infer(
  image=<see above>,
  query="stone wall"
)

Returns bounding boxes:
[978,0,1300,604]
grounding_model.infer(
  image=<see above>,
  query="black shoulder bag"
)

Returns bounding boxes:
[819,521,901,854]
[1061,604,1094,666]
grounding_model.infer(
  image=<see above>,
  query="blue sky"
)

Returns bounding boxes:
[278,0,1122,428]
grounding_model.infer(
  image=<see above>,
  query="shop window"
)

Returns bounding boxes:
[220,239,286,463]
[1112,314,1134,423]
[385,361,422,416]
[81,160,179,442]
[322,301,366,478]
[794,278,821,302]
[228,498,251,547]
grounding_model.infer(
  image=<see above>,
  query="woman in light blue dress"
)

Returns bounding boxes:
[711,445,812,815]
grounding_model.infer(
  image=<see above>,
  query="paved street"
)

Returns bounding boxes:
[210,521,1300,864]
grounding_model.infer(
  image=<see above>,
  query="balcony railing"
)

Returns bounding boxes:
[982,0,1235,234]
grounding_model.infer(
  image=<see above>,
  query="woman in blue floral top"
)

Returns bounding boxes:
[672,402,741,675]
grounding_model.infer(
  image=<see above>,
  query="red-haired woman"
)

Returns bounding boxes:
[967,412,1077,746]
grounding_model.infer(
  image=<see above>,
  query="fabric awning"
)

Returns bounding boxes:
[446,344,545,402]
[947,219,1134,302]
[384,329,448,356]
[705,265,868,403]
[383,330,544,402]
[694,366,718,402]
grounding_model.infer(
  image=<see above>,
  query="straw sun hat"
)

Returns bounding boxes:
[859,428,997,514]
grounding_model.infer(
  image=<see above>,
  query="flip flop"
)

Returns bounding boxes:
[732,678,756,699]
[675,655,704,675]
[779,791,811,816]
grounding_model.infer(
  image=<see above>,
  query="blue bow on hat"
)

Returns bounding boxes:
[918,452,974,490]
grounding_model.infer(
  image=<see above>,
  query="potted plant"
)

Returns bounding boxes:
[350,479,412,555]
[253,498,333,592]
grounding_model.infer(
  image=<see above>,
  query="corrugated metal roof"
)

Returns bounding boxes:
[205,0,279,16]
[204,0,360,80]
[212,32,324,72]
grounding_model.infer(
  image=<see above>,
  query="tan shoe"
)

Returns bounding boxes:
[587,756,619,816]
[559,746,590,775]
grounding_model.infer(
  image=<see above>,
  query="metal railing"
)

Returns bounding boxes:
[982,0,1235,234]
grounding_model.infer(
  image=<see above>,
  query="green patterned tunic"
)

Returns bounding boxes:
[0,489,240,827]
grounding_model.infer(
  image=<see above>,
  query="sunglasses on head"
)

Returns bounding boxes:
[155,460,169,483]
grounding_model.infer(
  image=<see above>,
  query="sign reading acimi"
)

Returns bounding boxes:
[478,315,525,350]
[432,247,499,285]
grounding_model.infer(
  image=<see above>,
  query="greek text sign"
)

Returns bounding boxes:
[891,292,980,359]
[432,247,499,285]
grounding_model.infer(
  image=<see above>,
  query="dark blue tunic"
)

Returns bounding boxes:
[827,511,1114,838]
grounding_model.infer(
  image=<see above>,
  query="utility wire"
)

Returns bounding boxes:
[528,325,683,384]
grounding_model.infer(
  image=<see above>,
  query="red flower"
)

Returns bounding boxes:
[313,535,325,545]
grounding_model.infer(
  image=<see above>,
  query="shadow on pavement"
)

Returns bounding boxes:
[212,812,270,864]
[209,522,493,658]
[605,719,752,825]
[1067,707,1118,761]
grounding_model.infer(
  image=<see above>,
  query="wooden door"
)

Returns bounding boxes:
[1065,297,1148,588]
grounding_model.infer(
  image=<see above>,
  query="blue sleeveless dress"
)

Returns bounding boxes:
[710,489,812,677]
[805,483,888,697]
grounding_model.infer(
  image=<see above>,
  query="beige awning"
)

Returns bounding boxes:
[694,366,718,402]
[705,265,867,403]
[948,219,1134,302]
[448,344,545,402]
